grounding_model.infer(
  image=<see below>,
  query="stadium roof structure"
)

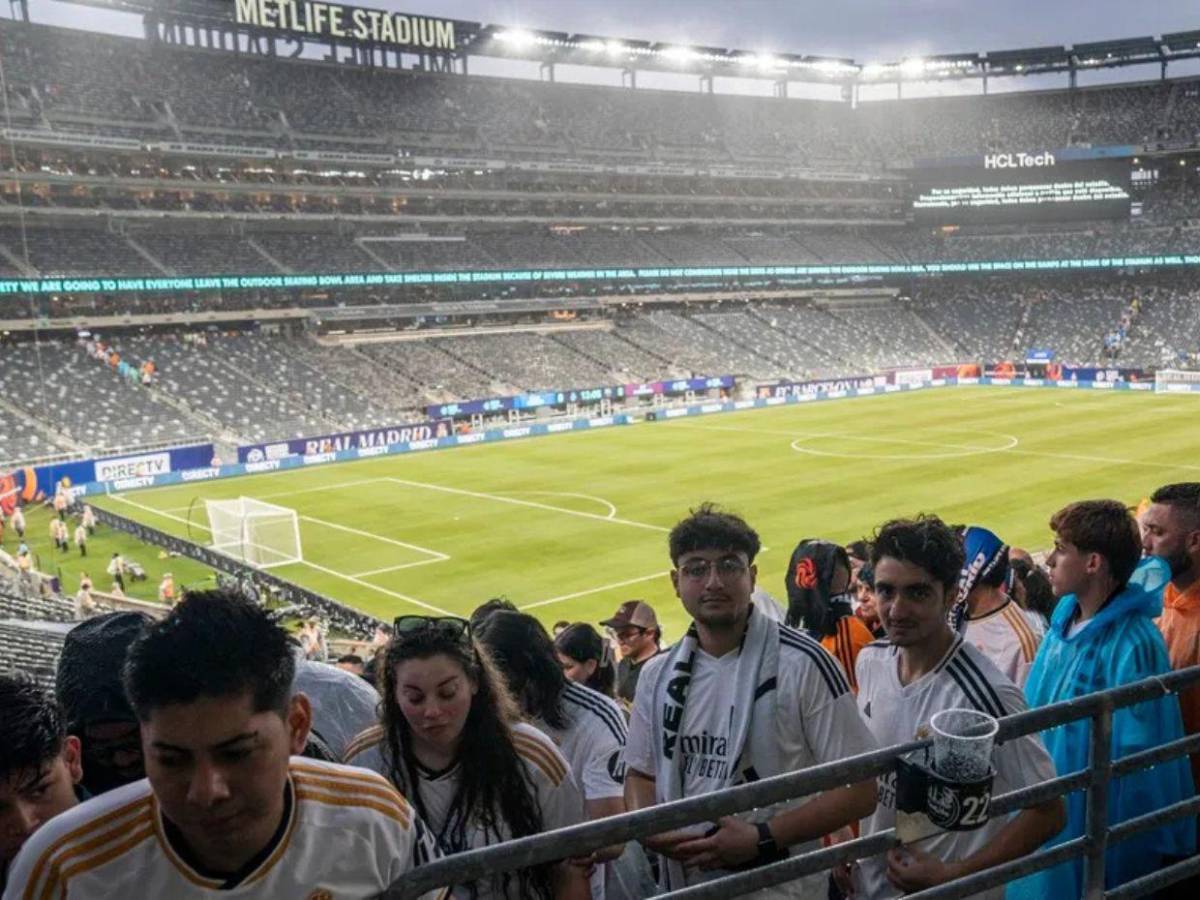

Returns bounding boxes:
[28,0,1200,87]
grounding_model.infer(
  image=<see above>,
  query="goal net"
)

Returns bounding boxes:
[205,497,303,569]
[1154,369,1200,394]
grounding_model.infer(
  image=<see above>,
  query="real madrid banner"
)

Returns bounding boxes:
[234,0,460,50]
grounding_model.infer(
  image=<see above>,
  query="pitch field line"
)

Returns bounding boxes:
[350,559,447,578]
[383,477,669,533]
[519,547,775,612]
[493,490,619,519]
[298,515,449,561]
[104,492,453,616]
[670,420,1200,474]
[291,560,453,616]
[157,478,388,514]
[519,571,671,611]
[790,433,1018,461]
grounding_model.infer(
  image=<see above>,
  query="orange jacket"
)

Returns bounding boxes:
[1158,580,1200,791]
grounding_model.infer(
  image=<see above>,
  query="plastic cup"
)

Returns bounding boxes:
[929,708,998,782]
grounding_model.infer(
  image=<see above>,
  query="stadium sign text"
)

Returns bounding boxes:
[94,452,171,482]
[983,152,1056,169]
[234,0,457,49]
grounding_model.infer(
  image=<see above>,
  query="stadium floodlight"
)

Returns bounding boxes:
[605,41,626,56]
[496,29,538,49]
[806,59,859,77]
[739,54,785,72]
[578,40,607,53]
[661,45,698,63]
[900,58,927,76]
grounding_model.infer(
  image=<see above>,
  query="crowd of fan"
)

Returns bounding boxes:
[4,19,1200,167]
[0,220,1198,292]
[2,489,1200,898]
[4,270,1200,463]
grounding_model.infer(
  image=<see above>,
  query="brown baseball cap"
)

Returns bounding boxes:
[600,600,658,630]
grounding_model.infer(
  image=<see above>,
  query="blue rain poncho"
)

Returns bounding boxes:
[1008,557,1195,898]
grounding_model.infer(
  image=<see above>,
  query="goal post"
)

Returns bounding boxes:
[204,497,303,569]
[1153,369,1200,394]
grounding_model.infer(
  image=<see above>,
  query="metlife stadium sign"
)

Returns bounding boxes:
[233,0,460,50]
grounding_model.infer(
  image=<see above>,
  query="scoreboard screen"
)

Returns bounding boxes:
[911,153,1132,226]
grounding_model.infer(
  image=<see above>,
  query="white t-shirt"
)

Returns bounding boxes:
[344,721,585,899]
[2,758,447,900]
[543,681,628,802]
[964,599,1045,688]
[852,636,1057,900]
[625,628,878,895]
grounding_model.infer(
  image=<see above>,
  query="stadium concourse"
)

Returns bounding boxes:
[5,4,1200,899]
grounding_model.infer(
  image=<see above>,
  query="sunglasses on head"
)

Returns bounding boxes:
[393,615,472,642]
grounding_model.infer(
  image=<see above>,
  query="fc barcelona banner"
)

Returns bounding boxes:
[234,0,462,50]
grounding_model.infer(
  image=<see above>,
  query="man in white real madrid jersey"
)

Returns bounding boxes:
[845,516,1064,899]
[624,503,878,898]
[3,591,447,900]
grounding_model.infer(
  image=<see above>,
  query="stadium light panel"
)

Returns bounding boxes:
[605,41,626,56]
[661,46,699,63]
[578,40,607,53]
[900,58,927,76]
[497,29,537,48]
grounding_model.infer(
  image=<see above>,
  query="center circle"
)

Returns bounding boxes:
[789,428,1019,461]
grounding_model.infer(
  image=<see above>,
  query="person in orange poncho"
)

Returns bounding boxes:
[1143,483,1200,792]
[784,539,874,692]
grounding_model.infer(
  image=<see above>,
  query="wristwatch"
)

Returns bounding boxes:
[755,821,783,863]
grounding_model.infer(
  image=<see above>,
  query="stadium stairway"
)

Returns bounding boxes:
[246,238,293,274]
[0,243,37,277]
[0,621,68,691]
[908,308,960,360]
[742,307,849,373]
[610,331,676,372]
[122,234,173,276]
[546,333,619,380]
[353,239,396,272]
[0,395,82,457]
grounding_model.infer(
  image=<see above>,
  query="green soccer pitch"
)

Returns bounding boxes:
[86,387,1200,640]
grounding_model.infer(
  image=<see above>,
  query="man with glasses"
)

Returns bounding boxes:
[600,601,662,705]
[623,503,878,897]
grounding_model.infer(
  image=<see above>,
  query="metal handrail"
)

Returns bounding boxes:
[384,665,1200,900]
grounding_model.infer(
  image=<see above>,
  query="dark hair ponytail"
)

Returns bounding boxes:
[554,623,616,698]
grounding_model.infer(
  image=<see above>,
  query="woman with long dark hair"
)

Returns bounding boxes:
[553,623,617,699]
[477,612,655,900]
[343,616,588,900]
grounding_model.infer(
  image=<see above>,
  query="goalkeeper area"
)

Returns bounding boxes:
[1154,369,1200,393]
[205,497,304,569]
[93,387,1200,638]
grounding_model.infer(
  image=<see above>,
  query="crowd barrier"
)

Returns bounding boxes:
[385,665,1200,900]
[63,376,1196,501]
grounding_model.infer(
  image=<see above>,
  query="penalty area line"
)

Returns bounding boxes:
[384,477,668,533]
[520,571,671,611]
[103,493,452,616]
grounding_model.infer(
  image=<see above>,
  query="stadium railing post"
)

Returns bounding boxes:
[1084,701,1114,899]
[384,667,1200,900]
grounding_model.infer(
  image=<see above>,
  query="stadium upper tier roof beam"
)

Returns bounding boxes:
[49,0,1200,87]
